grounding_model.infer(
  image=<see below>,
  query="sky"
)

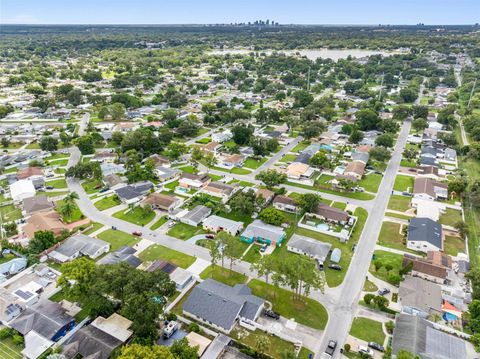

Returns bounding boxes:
[1,0,479,25]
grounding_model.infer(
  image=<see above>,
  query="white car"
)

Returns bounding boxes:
[167,221,175,228]
[358,345,374,357]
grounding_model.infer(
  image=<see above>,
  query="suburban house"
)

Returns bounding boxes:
[103,174,127,190]
[100,163,125,177]
[144,260,193,290]
[179,205,212,227]
[23,211,67,239]
[10,179,36,202]
[413,178,448,201]
[0,288,22,323]
[351,151,369,164]
[417,165,441,180]
[202,215,243,235]
[392,313,468,359]
[202,181,240,203]
[143,193,181,212]
[148,154,171,168]
[62,313,133,359]
[273,195,298,213]
[201,141,221,155]
[183,279,264,334]
[241,220,286,247]
[48,234,110,263]
[92,152,116,163]
[255,188,275,204]
[114,181,153,204]
[286,162,314,180]
[398,276,442,317]
[444,148,457,162]
[222,154,245,168]
[407,217,443,253]
[294,144,320,164]
[313,203,350,225]
[287,234,332,265]
[212,130,232,143]
[402,254,448,284]
[22,195,54,216]
[97,246,142,267]
[17,166,43,180]
[10,300,75,358]
[179,173,211,189]
[343,160,365,180]
[155,166,181,182]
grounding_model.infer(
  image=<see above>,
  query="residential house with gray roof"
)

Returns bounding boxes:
[183,279,264,334]
[48,234,110,263]
[407,218,443,253]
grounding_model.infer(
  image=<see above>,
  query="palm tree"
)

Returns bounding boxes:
[64,191,79,204]
[60,201,76,222]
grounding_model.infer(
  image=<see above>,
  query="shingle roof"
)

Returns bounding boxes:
[97,246,142,267]
[288,234,331,260]
[182,205,212,224]
[314,203,349,222]
[62,325,122,359]
[398,276,442,314]
[52,234,109,259]
[408,218,442,249]
[22,195,53,214]
[242,220,285,243]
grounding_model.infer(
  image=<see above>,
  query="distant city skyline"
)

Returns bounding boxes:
[1,0,479,25]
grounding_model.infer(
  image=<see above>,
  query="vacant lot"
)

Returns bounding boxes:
[439,208,463,227]
[45,178,68,189]
[357,173,382,193]
[138,244,195,268]
[369,250,404,285]
[167,222,207,240]
[393,175,414,193]
[378,221,405,251]
[387,195,411,212]
[200,265,247,286]
[113,207,155,226]
[350,317,386,344]
[444,235,465,256]
[96,229,140,251]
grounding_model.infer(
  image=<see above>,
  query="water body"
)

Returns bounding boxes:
[209,48,401,61]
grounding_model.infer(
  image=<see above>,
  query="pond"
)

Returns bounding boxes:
[209,48,403,61]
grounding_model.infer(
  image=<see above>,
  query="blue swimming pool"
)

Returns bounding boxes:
[317,223,329,231]
[443,312,457,322]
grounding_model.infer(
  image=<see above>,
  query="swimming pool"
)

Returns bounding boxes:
[316,223,329,231]
[443,312,457,322]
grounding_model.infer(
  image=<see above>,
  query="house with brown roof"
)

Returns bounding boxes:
[179,173,211,189]
[313,203,350,224]
[413,178,448,201]
[222,154,245,168]
[256,188,275,204]
[273,195,298,213]
[92,152,116,163]
[148,154,171,168]
[23,211,67,239]
[202,182,239,203]
[286,163,314,180]
[343,160,365,180]
[417,166,442,180]
[201,141,221,155]
[17,167,43,180]
[22,195,54,216]
[143,193,181,212]
[403,254,448,284]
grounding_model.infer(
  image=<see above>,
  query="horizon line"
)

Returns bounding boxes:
[1,23,478,27]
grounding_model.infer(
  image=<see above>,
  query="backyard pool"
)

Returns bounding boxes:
[334,165,346,175]
[316,223,330,231]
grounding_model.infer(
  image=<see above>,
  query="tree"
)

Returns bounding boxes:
[229,190,256,216]
[66,89,83,106]
[373,260,383,272]
[207,239,221,275]
[375,133,394,148]
[370,146,391,162]
[1,137,10,148]
[281,349,296,359]
[292,90,313,108]
[448,177,467,198]
[60,201,77,222]
[413,105,428,119]
[349,129,364,144]
[59,132,71,146]
[309,151,331,170]
[118,344,174,359]
[255,169,287,189]
[170,338,199,359]
[301,122,325,139]
[111,131,125,145]
[110,102,126,121]
[298,193,321,213]
[364,293,375,305]
[374,295,389,309]
[231,125,254,145]
[412,118,428,132]
[204,152,217,168]
[165,142,188,161]
[39,136,58,152]
[396,349,415,359]
[76,136,95,155]
[57,257,96,298]
[403,148,418,161]
[250,255,276,291]
[399,87,418,103]
[356,109,380,131]
[259,207,285,226]
[177,119,199,138]
[190,147,203,167]
[29,230,56,253]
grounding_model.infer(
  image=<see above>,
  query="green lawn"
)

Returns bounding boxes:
[138,244,196,269]
[151,216,168,230]
[377,221,407,252]
[0,204,22,222]
[363,279,378,292]
[287,181,375,200]
[45,153,70,161]
[83,222,104,235]
[45,178,68,189]
[217,210,254,226]
[357,173,382,193]
[82,179,103,194]
[232,167,252,175]
[387,195,411,212]
[96,229,140,251]
[400,159,418,168]
[164,180,179,190]
[0,338,23,359]
[208,173,223,181]
[94,195,121,211]
[55,199,83,223]
[113,207,156,226]
[292,142,310,153]
[350,317,386,344]
[195,137,211,144]
[279,153,297,163]
[369,250,404,285]
[200,265,248,286]
[444,235,465,256]
[248,279,328,330]
[243,157,267,169]
[167,222,207,240]
[393,175,415,193]
[385,211,413,220]
[331,201,347,210]
[39,190,69,198]
[179,165,197,174]
[439,208,463,227]
[48,159,69,167]
[242,244,262,263]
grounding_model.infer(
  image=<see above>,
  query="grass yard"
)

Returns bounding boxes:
[369,250,404,285]
[164,180,179,191]
[287,180,375,200]
[45,153,70,161]
[377,221,406,251]
[167,222,207,240]
[444,235,465,256]
[138,244,196,269]
[387,195,411,212]
[82,179,103,194]
[0,204,22,222]
[331,201,347,210]
[83,222,104,235]
[292,142,310,153]
[0,338,23,359]
[48,158,69,167]
[248,279,328,330]
[242,244,262,263]
[113,206,156,226]
[243,157,267,169]
[151,216,168,230]
[350,317,386,344]
[384,211,413,220]
[363,279,378,292]
[400,159,418,168]
[55,199,83,223]
[179,165,197,174]
[195,137,211,144]
[96,229,140,251]
[200,265,248,286]
[94,195,121,211]
[357,173,382,193]
[439,208,463,227]
[279,153,297,163]
[45,178,68,189]
[39,190,69,198]
[208,173,223,181]
[393,175,415,193]
[231,167,252,175]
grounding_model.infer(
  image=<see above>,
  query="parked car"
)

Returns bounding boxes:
[328,264,342,271]
[132,231,142,236]
[206,234,215,239]
[112,226,117,230]
[99,187,109,193]
[378,288,390,296]
[351,244,356,252]
[167,221,175,228]
[260,244,268,253]
[263,309,280,320]
[358,345,374,357]
[45,186,54,190]
[324,340,337,356]
[368,342,385,352]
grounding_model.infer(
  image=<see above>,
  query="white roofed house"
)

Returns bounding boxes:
[47,234,110,263]
[287,234,332,266]
[155,166,181,182]
[10,179,36,202]
[407,218,443,253]
[179,172,211,189]
[202,181,240,203]
[202,215,243,236]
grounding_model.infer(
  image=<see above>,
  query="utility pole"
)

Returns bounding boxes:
[467,78,477,110]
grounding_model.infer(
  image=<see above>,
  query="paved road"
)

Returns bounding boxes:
[77,113,90,137]
[316,119,411,358]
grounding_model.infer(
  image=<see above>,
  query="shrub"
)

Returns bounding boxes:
[364,293,375,305]
[385,321,395,334]
[188,322,200,333]
[166,312,177,322]
[344,343,351,353]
